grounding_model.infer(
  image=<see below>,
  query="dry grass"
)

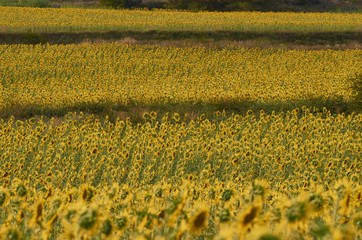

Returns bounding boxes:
[90,38,361,50]
[79,38,362,50]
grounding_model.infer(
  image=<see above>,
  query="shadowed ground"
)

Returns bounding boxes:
[1,96,356,124]
[0,30,361,48]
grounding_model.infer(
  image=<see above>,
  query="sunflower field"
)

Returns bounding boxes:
[0,6,362,240]
[0,108,361,239]
[0,44,361,117]
[0,7,361,33]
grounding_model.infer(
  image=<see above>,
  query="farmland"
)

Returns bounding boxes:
[1,110,361,239]
[0,44,361,119]
[1,7,361,33]
[0,7,361,240]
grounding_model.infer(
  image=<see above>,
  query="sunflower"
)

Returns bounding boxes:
[0,227,22,240]
[240,204,261,227]
[354,186,362,209]
[150,111,157,120]
[238,202,262,237]
[167,199,186,227]
[172,113,180,122]
[46,213,59,233]
[16,210,25,224]
[100,219,113,237]
[245,225,281,240]
[29,200,44,228]
[351,212,362,233]
[90,147,98,155]
[176,219,187,240]
[232,158,239,165]
[75,205,100,239]
[188,210,208,234]
[107,146,113,153]
[349,163,356,171]
[216,224,237,240]
[13,179,27,199]
[284,201,309,224]
[142,112,150,120]
[250,179,269,202]
[0,187,10,207]
[339,190,352,215]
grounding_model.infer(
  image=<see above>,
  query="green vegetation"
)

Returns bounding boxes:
[98,0,140,9]
[0,0,50,7]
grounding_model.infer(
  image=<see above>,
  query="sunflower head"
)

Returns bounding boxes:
[219,208,231,223]
[142,112,150,120]
[2,227,22,240]
[115,216,128,231]
[91,147,98,155]
[309,193,324,212]
[221,189,233,202]
[150,111,157,120]
[189,210,208,234]
[35,201,43,221]
[285,201,308,223]
[101,219,113,236]
[78,208,98,230]
[80,185,95,203]
[239,204,261,228]
[16,183,27,198]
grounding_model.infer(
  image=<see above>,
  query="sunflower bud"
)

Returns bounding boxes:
[285,201,307,223]
[221,189,233,202]
[115,216,127,230]
[309,193,324,211]
[101,219,112,236]
[79,208,97,230]
[16,184,27,197]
